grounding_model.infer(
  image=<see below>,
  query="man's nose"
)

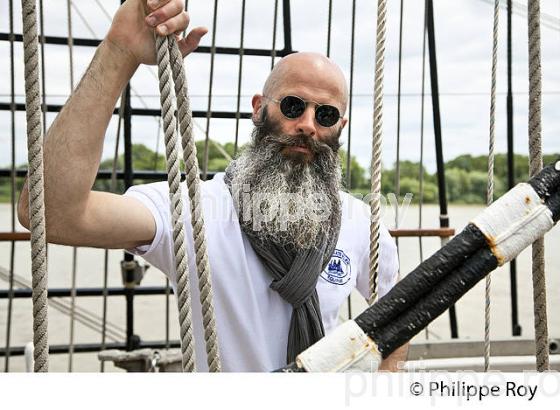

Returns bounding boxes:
[295,107,317,138]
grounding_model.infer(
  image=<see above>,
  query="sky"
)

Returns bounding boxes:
[1,0,560,174]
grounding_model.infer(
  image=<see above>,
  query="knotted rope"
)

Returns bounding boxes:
[527,0,549,372]
[21,0,49,372]
[483,0,499,372]
[369,0,388,305]
[167,39,222,372]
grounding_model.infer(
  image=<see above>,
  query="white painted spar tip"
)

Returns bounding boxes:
[472,183,554,265]
[295,320,381,372]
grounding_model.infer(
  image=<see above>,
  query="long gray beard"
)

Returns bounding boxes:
[226,124,342,252]
[224,117,344,363]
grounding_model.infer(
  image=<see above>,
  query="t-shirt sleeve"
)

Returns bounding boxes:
[355,221,400,300]
[123,182,178,283]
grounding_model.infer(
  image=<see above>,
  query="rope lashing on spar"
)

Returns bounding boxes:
[155,34,221,372]
[20,0,49,373]
[276,161,560,372]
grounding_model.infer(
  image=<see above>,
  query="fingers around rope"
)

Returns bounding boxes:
[177,26,208,57]
[145,0,187,35]
[146,0,177,12]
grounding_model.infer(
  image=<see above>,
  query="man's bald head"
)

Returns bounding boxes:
[262,52,349,114]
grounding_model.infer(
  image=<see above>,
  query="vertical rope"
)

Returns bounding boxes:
[4,0,17,372]
[271,0,279,69]
[168,38,222,372]
[484,0,499,372]
[156,34,196,372]
[369,0,387,306]
[233,0,247,156]
[527,0,549,372]
[346,0,356,192]
[165,277,171,349]
[68,247,77,371]
[344,0,357,319]
[419,0,428,339]
[100,91,125,372]
[394,0,404,257]
[202,0,219,180]
[20,0,49,372]
[326,0,333,57]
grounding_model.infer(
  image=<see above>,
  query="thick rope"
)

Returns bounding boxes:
[369,0,387,306]
[155,34,196,372]
[168,39,222,372]
[484,0,499,372]
[20,0,49,372]
[527,0,549,372]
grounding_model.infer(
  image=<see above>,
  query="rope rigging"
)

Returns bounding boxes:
[418,0,427,339]
[483,0,499,372]
[155,34,197,372]
[66,0,78,373]
[369,0,388,306]
[233,0,247,155]
[20,0,49,372]
[168,37,222,372]
[4,0,17,372]
[527,0,550,372]
[345,0,357,319]
[202,0,219,181]
[155,31,222,371]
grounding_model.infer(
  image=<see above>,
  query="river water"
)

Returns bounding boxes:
[0,202,558,371]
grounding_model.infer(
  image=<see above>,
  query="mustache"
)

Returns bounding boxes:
[260,132,341,157]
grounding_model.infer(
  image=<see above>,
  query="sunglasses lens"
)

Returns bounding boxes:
[280,96,306,119]
[316,105,340,127]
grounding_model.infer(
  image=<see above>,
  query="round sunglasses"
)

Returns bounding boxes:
[263,95,343,128]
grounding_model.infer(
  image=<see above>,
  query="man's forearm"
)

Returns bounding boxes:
[19,40,138,228]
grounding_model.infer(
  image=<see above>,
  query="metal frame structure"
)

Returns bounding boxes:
[0,0,294,366]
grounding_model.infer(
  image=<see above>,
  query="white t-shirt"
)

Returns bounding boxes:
[125,173,399,371]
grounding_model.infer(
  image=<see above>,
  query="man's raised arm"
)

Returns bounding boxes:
[17,0,206,250]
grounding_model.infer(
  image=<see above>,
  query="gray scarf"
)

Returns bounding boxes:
[224,163,341,364]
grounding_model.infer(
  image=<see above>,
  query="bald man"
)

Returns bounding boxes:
[18,0,406,372]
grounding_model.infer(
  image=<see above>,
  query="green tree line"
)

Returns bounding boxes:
[1,142,558,205]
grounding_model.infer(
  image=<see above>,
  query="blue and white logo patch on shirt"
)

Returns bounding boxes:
[321,249,351,285]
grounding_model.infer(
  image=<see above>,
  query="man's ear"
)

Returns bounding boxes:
[252,94,263,124]
[340,117,348,129]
